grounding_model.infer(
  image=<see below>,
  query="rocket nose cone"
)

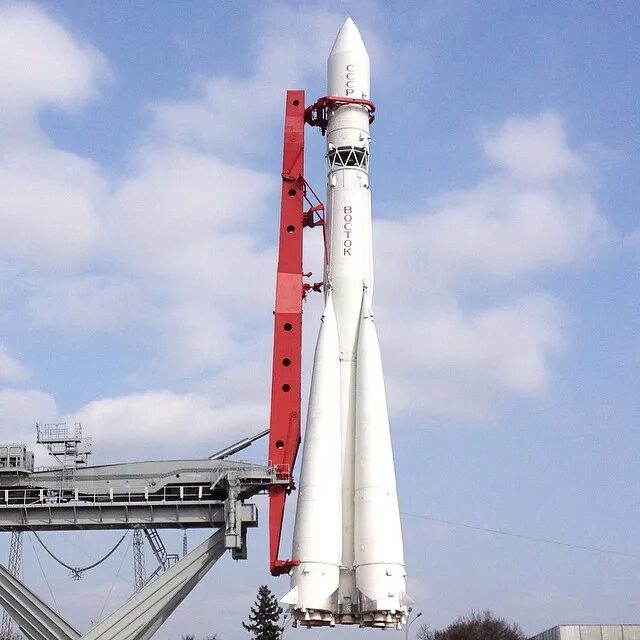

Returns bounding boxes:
[327,16,370,98]
[329,17,368,58]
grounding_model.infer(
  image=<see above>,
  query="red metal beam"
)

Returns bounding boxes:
[268,90,305,576]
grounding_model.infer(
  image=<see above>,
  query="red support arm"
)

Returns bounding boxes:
[268,90,306,576]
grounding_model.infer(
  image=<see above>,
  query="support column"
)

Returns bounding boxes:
[0,563,80,640]
[0,529,228,640]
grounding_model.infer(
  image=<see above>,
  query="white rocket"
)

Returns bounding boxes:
[282,17,409,629]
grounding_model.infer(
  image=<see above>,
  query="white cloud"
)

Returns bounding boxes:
[0,2,276,378]
[0,388,57,441]
[0,344,29,382]
[483,111,583,183]
[66,390,266,458]
[102,144,277,374]
[373,111,609,420]
[0,3,107,267]
[149,6,345,153]
[382,295,563,420]
[0,145,105,266]
[107,145,274,287]
[160,304,244,374]
[375,181,609,305]
[376,112,611,305]
[0,1,109,129]
[26,275,148,331]
[0,5,613,427]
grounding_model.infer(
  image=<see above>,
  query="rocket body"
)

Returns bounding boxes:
[283,18,408,629]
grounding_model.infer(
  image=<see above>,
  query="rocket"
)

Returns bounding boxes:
[282,17,409,629]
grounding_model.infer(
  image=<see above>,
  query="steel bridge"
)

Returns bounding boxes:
[0,450,286,640]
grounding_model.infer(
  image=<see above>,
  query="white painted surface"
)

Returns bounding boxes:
[354,292,407,618]
[285,295,342,621]
[288,17,407,628]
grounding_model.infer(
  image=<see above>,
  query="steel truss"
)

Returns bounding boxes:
[0,456,282,638]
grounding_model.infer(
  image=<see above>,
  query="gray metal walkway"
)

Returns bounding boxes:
[0,459,284,534]
[0,496,258,532]
[0,457,278,639]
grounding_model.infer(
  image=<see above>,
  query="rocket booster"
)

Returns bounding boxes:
[282,18,409,629]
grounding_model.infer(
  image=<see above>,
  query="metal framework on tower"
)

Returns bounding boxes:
[36,422,91,490]
[0,530,22,639]
[132,530,146,593]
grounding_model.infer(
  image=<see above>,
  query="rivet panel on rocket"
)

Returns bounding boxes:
[282,17,409,629]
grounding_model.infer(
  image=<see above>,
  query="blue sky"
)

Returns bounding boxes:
[0,0,638,638]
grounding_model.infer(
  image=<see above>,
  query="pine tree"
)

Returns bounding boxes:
[243,585,283,640]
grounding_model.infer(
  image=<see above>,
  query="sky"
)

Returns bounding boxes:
[0,0,638,638]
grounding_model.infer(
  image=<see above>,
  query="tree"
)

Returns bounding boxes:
[243,585,283,640]
[416,610,525,640]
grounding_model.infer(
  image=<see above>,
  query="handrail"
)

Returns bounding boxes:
[0,485,224,507]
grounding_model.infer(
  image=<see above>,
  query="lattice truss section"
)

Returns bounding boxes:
[327,145,369,169]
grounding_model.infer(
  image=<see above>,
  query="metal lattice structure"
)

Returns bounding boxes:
[0,530,22,639]
[36,423,91,490]
[132,530,146,593]
[143,530,178,572]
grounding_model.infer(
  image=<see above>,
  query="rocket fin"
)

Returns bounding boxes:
[281,586,298,606]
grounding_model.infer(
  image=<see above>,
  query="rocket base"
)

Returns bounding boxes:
[290,608,406,629]
[359,610,406,630]
[291,609,337,627]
